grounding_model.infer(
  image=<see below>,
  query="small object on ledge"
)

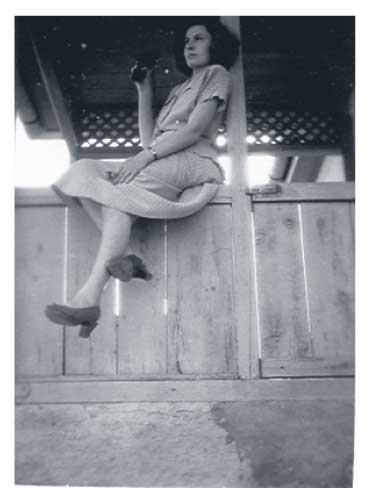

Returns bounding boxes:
[245,183,282,196]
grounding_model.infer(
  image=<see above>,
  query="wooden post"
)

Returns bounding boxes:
[221,16,259,378]
[343,88,355,181]
[28,25,79,161]
[15,63,38,124]
[286,156,325,182]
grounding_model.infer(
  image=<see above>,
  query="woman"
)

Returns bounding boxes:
[45,18,240,338]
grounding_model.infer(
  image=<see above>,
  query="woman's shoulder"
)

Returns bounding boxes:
[200,65,231,87]
[204,64,230,77]
[199,65,231,91]
[207,64,230,72]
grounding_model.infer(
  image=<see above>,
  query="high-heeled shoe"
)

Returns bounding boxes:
[44,303,101,338]
[106,254,153,282]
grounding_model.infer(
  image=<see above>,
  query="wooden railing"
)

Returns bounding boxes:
[15,185,239,378]
[251,182,355,377]
[15,182,354,384]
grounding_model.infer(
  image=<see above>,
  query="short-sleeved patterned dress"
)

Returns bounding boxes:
[52,64,231,219]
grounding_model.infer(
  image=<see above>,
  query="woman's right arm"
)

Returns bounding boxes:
[135,71,155,148]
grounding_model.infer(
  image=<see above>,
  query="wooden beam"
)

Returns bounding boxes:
[221,16,259,378]
[286,156,325,182]
[249,182,355,203]
[21,125,63,140]
[15,377,354,404]
[15,60,60,139]
[342,105,355,181]
[29,26,79,160]
[15,185,233,207]
[248,145,342,156]
[15,62,39,124]
[262,360,354,377]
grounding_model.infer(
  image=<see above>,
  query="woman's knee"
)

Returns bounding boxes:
[102,205,137,223]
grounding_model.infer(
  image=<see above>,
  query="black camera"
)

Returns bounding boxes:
[130,51,161,83]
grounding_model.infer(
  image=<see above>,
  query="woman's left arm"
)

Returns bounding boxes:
[149,98,219,156]
[111,99,219,185]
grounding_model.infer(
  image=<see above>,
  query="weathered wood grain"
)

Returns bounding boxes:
[88,280,117,376]
[117,218,167,374]
[167,205,237,375]
[16,373,238,382]
[222,16,259,378]
[349,202,355,238]
[253,203,310,363]
[15,187,66,207]
[31,33,79,159]
[15,377,354,404]
[15,207,65,376]
[300,202,355,368]
[15,185,232,207]
[251,182,354,202]
[65,206,117,375]
[262,359,354,377]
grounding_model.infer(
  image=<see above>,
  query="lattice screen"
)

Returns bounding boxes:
[73,106,341,157]
[73,107,141,153]
[246,109,341,147]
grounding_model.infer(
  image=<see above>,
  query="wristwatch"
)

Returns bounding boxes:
[147,146,159,161]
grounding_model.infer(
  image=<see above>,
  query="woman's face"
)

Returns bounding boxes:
[184,25,212,71]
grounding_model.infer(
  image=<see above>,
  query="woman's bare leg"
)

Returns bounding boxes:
[79,197,137,254]
[79,197,103,230]
[68,206,136,308]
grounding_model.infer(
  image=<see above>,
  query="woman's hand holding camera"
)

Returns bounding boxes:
[133,68,153,93]
[130,52,160,90]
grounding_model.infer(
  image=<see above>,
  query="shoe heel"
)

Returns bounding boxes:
[143,271,153,281]
[133,264,153,281]
[106,260,134,282]
[78,322,98,339]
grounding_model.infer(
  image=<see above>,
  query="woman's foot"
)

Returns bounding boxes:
[44,303,101,338]
[106,254,153,282]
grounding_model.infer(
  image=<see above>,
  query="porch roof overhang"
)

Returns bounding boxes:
[15,16,354,159]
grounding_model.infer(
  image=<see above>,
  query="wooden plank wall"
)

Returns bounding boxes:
[167,205,237,375]
[253,188,355,377]
[15,198,237,379]
[253,203,310,362]
[15,183,355,380]
[15,206,65,377]
[118,218,167,375]
[65,206,117,376]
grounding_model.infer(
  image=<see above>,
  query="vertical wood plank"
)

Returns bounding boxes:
[167,205,237,375]
[350,202,355,237]
[253,203,311,363]
[65,206,117,375]
[117,219,167,375]
[221,16,259,378]
[15,206,64,376]
[300,202,355,364]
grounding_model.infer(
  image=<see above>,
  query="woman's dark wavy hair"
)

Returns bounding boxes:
[173,17,240,76]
